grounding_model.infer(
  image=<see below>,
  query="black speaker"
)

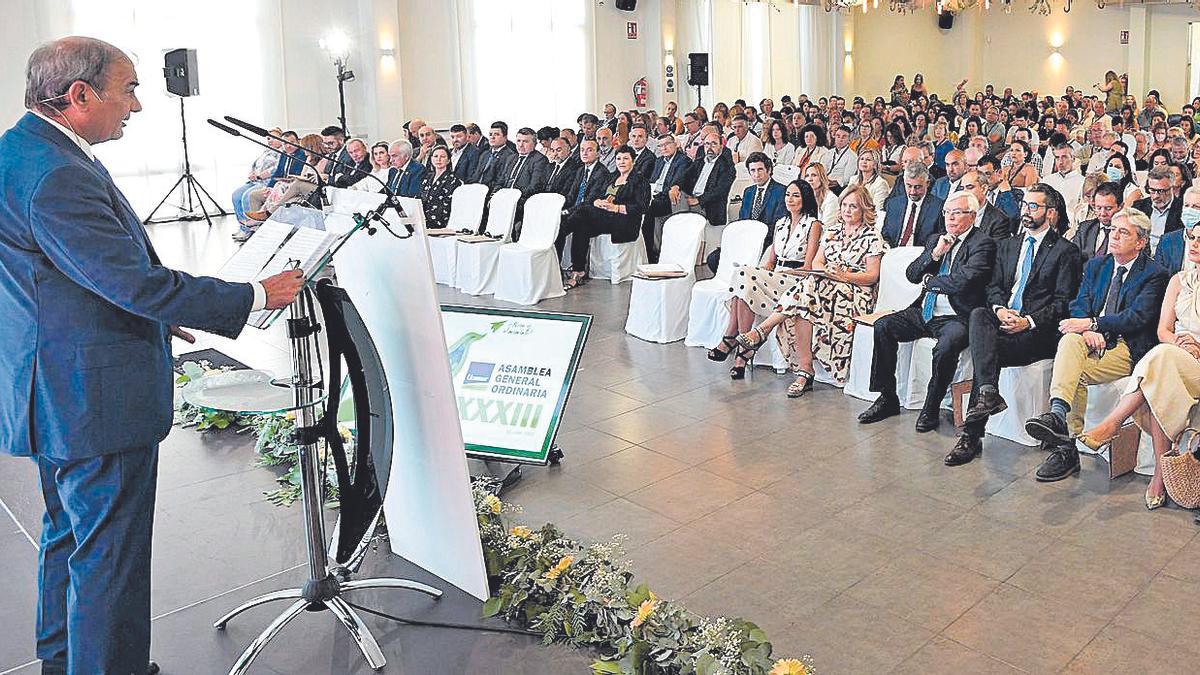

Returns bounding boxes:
[163,48,199,97]
[616,0,637,10]
[687,53,709,87]
[937,11,954,30]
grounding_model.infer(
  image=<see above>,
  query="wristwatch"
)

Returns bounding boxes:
[1089,318,1098,332]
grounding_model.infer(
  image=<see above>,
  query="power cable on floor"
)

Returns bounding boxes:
[341,600,540,638]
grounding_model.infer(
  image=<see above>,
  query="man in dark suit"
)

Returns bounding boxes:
[698,151,788,271]
[860,191,997,432]
[1133,167,1184,253]
[1071,181,1122,263]
[642,133,691,262]
[601,103,618,132]
[1024,207,1169,481]
[557,140,611,235]
[1154,185,1200,272]
[448,123,481,182]
[931,149,967,201]
[468,122,488,152]
[471,121,516,190]
[330,138,373,188]
[542,137,580,198]
[886,146,927,200]
[385,140,425,197]
[881,162,945,247]
[0,37,305,675]
[978,154,1022,221]
[498,127,549,199]
[960,169,1013,239]
[675,131,736,228]
[627,124,656,185]
[947,184,1082,466]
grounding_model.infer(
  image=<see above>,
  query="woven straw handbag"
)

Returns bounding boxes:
[1163,427,1200,509]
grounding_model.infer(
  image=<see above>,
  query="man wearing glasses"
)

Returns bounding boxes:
[1153,186,1200,274]
[976,154,1021,221]
[1132,167,1184,253]
[946,184,1082,466]
[858,192,997,433]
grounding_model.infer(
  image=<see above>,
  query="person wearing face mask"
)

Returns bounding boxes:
[1104,152,1143,205]
[1154,186,1200,273]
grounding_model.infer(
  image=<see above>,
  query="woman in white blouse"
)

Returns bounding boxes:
[354,141,394,191]
[804,162,839,227]
[762,119,796,167]
[846,148,890,224]
[708,180,824,379]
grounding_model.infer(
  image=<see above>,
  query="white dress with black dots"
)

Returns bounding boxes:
[728,214,817,317]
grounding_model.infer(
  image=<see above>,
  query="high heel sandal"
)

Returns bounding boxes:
[787,370,814,398]
[1145,488,1167,511]
[563,272,587,290]
[1078,428,1118,453]
[730,330,764,381]
[735,326,767,352]
[707,336,739,362]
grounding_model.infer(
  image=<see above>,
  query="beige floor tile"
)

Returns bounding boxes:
[973,473,1105,536]
[626,526,758,599]
[889,636,1026,675]
[624,467,754,524]
[558,497,681,549]
[1007,540,1160,621]
[589,405,700,444]
[846,551,1001,632]
[1163,532,1200,585]
[562,445,689,496]
[917,510,1055,581]
[672,491,837,553]
[1114,574,1200,654]
[639,420,765,465]
[1065,624,1200,674]
[782,595,935,675]
[831,484,965,547]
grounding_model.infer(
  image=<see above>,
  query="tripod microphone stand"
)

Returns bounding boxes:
[145,97,228,226]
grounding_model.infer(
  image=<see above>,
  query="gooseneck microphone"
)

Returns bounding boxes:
[206,118,330,207]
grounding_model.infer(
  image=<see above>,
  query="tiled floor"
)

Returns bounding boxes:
[1,212,1198,674]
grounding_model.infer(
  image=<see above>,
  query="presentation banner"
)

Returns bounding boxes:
[440,305,591,464]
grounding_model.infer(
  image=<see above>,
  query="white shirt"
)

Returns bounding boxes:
[730,133,763,161]
[31,109,271,310]
[1149,199,1174,252]
[823,146,858,186]
[1005,226,1051,311]
[651,154,676,196]
[898,197,925,246]
[1085,148,1112,175]
[451,145,465,170]
[693,156,717,197]
[1041,171,1085,223]
[932,231,967,317]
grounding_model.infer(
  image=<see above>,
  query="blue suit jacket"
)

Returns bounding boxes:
[739,180,787,225]
[930,175,958,201]
[452,144,481,182]
[991,189,1022,220]
[0,113,254,459]
[1154,229,1185,274]
[649,153,692,193]
[387,161,426,197]
[881,193,946,247]
[1069,253,1169,363]
[266,148,306,187]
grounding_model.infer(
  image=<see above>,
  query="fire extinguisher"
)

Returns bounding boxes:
[633,77,648,109]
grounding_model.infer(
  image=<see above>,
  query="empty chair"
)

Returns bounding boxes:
[772,164,801,185]
[588,233,648,284]
[624,213,707,343]
[842,246,925,400]
[454,188,520,294]
[684,219,770,348]
[492,193,568,305]
[429,183,488,285]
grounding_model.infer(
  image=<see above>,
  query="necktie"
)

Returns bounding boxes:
[987,191,997,206]
[900,201,918,245]
[751,187,765,220]
[922,241,955,322]
[575,167,591,206]
[1103,266,1127,317]
[1011,235,1036,312]
[548,162,561,186]
[1095,226,1112,257]
[508,156,527,187]
[392,168,405,193]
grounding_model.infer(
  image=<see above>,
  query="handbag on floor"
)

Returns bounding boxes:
[1162,427,1200,509]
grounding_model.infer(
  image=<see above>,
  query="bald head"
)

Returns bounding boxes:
[418,125,436,147]
[945,149,966,181]
[899,146,924,169]
[963,147,984,168]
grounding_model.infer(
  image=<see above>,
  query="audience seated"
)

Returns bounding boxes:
[230,127,283,231]
[354,141,392,191]
[804,163,839,226]
[728,114,763,163]
[1133,167,1184,252]
[418,146,464,230]
[1155,186,1200,273]
[543,137,580,199]
[385,140,425,197]
[643,133,692,263]
[957,169,1013,240]
[846,148,890,219]
[860,191,996,431]
[948,184,1081,466]
[243,133,326,227]
[674,132,736,230]
[448,124,481,181]
[931,149,966,200]
[330,138,372,189]
[822,126,858,193]
[472,121,517,189]
[1041,143,1086,222]
[881,162,945,247]
[1072,181,1123,262]
[977,154,1023,222]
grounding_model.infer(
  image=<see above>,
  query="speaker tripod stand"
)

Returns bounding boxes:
[144,97,227,227]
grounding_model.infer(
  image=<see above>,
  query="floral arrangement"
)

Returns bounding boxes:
[472,481,815,675]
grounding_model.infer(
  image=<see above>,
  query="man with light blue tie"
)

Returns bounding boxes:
[386,140,425,197]
[859,192,996,433]
[946,184,1081,466]
[0,37,304,675]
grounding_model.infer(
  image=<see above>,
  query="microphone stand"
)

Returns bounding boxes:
[206,119,330,209]
[204,120,436,675]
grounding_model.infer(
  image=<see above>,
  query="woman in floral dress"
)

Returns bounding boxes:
[732,184,887,397]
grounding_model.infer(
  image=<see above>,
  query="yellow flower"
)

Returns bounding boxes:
[543,555,574,580]
[631,591,658,628]
[509,526,532,539]
[769,658,811,675]
[483,494,502,515]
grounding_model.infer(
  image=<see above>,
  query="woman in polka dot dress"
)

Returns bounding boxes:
[708,180,823,379]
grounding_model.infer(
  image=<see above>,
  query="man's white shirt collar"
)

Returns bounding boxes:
[32,109,95,161]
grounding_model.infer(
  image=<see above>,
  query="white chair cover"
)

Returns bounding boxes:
[1079,376,1156,476]
[589,234,648,284]
[843,246,924,400]
[431,184,489,285]
[986,359,1054,446]
[493,193,567,305]
[324,186,384,216]
[429,237,458,285]
[726,178,752,224]
[772,164,801,184]
[624,214,707,343]
[902,341,974,410]
[684,220,770,348]
[455,188,520,294]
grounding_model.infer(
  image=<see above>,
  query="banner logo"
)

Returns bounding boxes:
[464,361,495,387]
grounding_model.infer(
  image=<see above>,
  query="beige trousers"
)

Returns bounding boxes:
[1048,334,1132,435]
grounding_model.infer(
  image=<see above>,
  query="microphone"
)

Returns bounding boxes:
[223,115,393,196]
[206,118,329,207]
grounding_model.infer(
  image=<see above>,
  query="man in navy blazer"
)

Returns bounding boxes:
[1024,207,1169,481]
[881,163,945,247]
[0,38,304,675]
[448,123,481,182]
[698,151,787,272]
[1151,183,1200,273]
[386,139,425,197]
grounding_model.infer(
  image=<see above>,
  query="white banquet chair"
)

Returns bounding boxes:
[492,193,567,305]
[684,219,770,348]
[624,214,707,343]
[454,188,519,294]
[588,233,648,284]
[772,164,801,185]
[842,246,924,400]
[430,183,487,285]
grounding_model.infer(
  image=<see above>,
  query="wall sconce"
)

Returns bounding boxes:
[380,48,395,58]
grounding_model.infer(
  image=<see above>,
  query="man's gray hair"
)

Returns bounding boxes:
[1185,185,1200,203]
[388,139,413,156]
[25,37,127,111]
[1172,136,1191,149]
[903,161,931,182]
[1112,207,1151,242]
[946,190,980,212]
[1147,166,1173,183]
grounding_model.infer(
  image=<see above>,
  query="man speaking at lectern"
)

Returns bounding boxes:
[0,37,304,674]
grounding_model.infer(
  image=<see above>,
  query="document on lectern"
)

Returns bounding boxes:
[216,219,341,328]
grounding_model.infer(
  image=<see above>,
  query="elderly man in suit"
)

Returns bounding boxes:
[1154,186,1200,273]
[960,169,1013,239]
[555,140,611,257]
[642,133,692,262]
[1133,167,1184,253]
[1072,181,1122,262]
[882,162,945,247]
[947,184,1082,466]
[674,131,736,227]
[542,137,580,199]
[330,138,372,188]
[0,37,304,674]
[448,123,481,182]
[1023,207,1168,481]
[859,191,997,432]
[386,139,425,197]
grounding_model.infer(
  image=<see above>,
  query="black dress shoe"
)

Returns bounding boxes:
[1035,443,1080,482]
[147,662,160,675]
[858,395,901,424]
[915,408,940,433]
[1024,412,1069,444]
[964,385,1007,424]
[944,434,982,466]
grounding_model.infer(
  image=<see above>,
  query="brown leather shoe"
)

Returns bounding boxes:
[944,434,982,466]
[245,209,270,221]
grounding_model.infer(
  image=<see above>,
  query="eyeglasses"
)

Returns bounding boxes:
[1147,186,1171,195]
[1021,201,1046,212]
[943,209,974,218]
